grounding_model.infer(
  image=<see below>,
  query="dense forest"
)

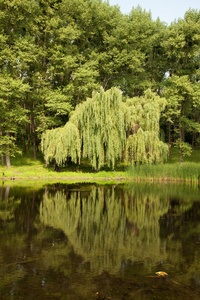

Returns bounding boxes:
[0,0,200,168]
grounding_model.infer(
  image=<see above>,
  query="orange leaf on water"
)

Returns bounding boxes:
[156,271,168,277]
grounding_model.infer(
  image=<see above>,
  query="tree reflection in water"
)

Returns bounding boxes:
[40,185,170,274]
[0,183,200,299]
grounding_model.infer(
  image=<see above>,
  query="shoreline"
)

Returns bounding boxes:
[0,175,199,184]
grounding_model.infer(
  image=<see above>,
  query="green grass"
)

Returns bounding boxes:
[127,147,200,183]
[0,151,126,181]
[1,148,200,183]
[127,162,200,183]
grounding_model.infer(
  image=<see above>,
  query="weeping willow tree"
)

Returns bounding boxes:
[126,89,169,164]
[41,87,168,169]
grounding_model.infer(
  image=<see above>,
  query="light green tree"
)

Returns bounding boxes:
[42,87,168,169]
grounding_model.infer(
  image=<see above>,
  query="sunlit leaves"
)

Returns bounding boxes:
[41,121,81,165]
[126,89,168,164]
[41,87,168,168]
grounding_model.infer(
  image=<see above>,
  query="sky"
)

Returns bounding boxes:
[108,0,200,24]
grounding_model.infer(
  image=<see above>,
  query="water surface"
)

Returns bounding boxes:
[0,182,200,299]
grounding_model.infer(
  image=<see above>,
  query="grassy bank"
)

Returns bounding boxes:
[0,151,126,181]
[0,148,200,183]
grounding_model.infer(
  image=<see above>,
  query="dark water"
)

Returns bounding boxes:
[0,182,200,300]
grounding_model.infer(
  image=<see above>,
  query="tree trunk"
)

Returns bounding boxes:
[54,161,60,172]
[6,153,11,168]
[179,114,184,164]
[181,127,185,142]
[6,132,11,168]
[180,104,185,142]
[14,132,17,145]
[31,105,37,160]
[179,127,183,164]
[28,120,31,150]
[22,129,27,154]
[0,187,4,200]
[33,129,37,160]
[168,122,171,157]
[1,154,4,165]
[192,130,196,150]
[0,129,4,165]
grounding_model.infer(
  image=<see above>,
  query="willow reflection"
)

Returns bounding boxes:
[40,186,170,274]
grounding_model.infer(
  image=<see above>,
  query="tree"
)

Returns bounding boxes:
[97,6,163,96]
[160,10,200,159]
[41,87,168,170]
[162,9,200,79]
[162,75,200,163]
[0,74,30,167]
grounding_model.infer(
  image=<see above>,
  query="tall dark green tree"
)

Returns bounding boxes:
[0,74,30,167]
[162,75,200,162]
[162,9,200,79]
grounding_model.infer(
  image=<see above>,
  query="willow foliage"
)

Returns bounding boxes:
[70,87,129,169]
[41,121,81,165]
[126,89,169,164]
[41,87,168,169]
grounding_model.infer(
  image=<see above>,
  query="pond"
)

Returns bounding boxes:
[0,182,200,299]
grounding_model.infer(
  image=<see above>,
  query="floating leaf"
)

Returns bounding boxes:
[156,271,168,277]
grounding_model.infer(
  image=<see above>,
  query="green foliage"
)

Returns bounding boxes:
[41,121,81,165]
[45,88,72,117]
[126,129,168,164]
[162,74,200,161]
[0,73,30,159]
[70,87,129,169]
[126,89,169,164]
[174,139,192,159]
[162,9,200,77]
[42,87,168,169]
